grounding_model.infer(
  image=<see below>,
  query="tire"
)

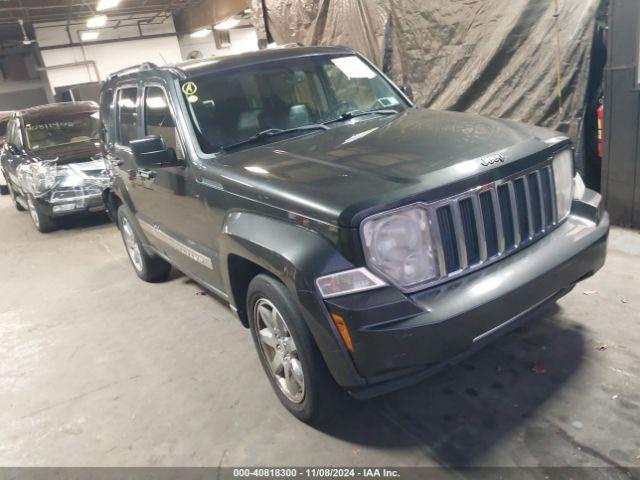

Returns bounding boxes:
[117,205,171,282]
[26,194,56,233]
[247,274,342,424]
[7,181,25,211]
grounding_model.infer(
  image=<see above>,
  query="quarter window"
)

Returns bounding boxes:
[117,87,138,146]
[144,86,183,159]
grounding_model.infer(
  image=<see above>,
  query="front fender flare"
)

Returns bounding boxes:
[219,211,366,388]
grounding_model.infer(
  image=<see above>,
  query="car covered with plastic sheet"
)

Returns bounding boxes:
[0,102,110,233]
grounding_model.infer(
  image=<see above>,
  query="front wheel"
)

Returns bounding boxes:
[247,274,342,424]
[27,195,56,233]
[117,206,171,282]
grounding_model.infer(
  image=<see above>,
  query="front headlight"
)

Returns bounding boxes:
[17,162,57,196]
[552,149,574,221]
[361,205,438,288]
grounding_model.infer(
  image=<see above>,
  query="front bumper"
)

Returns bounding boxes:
[322,190,609,395]
[37,190,106,217]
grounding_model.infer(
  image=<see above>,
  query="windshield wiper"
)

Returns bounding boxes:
[221,124,329,151]
[323,108,398,125]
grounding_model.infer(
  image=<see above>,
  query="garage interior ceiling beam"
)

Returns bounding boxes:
[173,0,250,34]
[0,0,196,25]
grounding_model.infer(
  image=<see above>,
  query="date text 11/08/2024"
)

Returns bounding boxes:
[232,468,401,478]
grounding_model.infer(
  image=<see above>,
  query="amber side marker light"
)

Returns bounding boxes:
[331,313,354,352]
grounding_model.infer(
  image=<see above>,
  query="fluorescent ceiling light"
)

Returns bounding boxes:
[96,0,121,11]
[81,31,100,41]
[190,28,211,38]
[86,15,107,28]
[214,17,240,30]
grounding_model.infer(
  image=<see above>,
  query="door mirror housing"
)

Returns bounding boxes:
[130,135,179,168]
[400,84,414,103]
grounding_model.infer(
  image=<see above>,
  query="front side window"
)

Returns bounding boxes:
[99,89,113,146]
[117,87,138,146]
[182,54,408,153]
[144,86,183,159]
[24,111,99,152]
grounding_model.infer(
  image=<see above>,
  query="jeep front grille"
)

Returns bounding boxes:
[430,163,559,283]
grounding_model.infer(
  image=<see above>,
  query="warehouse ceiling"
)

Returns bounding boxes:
[0,0,197,41]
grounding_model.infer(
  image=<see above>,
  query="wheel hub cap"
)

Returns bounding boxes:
[254,298,305,403]
[121,217,143,272]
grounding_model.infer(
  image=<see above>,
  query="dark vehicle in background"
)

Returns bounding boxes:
[100,47,609,423]
[0,102,110,233]
[0,111,13,195]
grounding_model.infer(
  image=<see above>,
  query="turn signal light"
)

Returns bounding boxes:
[331,313,354,352]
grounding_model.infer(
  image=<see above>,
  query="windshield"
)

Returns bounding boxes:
[182,54,408,153]
[24,111,99,151]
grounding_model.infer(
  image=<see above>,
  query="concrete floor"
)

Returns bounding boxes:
[1,194,640,468]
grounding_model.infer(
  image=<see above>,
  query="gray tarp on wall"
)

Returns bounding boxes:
[253,0,599,141]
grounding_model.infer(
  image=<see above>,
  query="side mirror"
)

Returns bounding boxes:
[130,135,178,168]
[400,84,414,103]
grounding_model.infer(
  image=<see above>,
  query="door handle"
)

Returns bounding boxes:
[138,169,157,180]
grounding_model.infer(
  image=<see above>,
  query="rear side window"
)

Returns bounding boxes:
[144,86,183,159]
[4,120,14,145]
[117,87,138,146]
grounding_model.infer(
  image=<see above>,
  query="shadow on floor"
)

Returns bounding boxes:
[319,304,587,466]
[53,212,114,233]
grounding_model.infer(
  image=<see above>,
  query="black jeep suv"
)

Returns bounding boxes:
[0,102,110,233]
[100,47,609,422]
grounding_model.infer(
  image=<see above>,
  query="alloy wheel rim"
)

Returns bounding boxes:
[27,197,39,228]
[254,298,305,403]
[121,217,143,272]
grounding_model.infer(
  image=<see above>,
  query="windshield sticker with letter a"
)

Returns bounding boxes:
[182,81,198,96]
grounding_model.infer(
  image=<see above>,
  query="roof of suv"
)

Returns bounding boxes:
[107,46,355,82]
[18,101,98,123]
[177,46,354,76]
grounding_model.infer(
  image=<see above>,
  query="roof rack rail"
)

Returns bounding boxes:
[106,62,159,81]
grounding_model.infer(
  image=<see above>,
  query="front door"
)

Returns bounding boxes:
[129,85,224,292]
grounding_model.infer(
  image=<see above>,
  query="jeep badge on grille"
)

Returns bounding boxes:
[480,153,505,166]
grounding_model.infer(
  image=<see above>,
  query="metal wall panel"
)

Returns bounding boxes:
[0,87,48,111]
[603,0,640,228]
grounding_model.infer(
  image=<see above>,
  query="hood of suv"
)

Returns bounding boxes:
[215,108,569,227]
[29,140,101,165]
